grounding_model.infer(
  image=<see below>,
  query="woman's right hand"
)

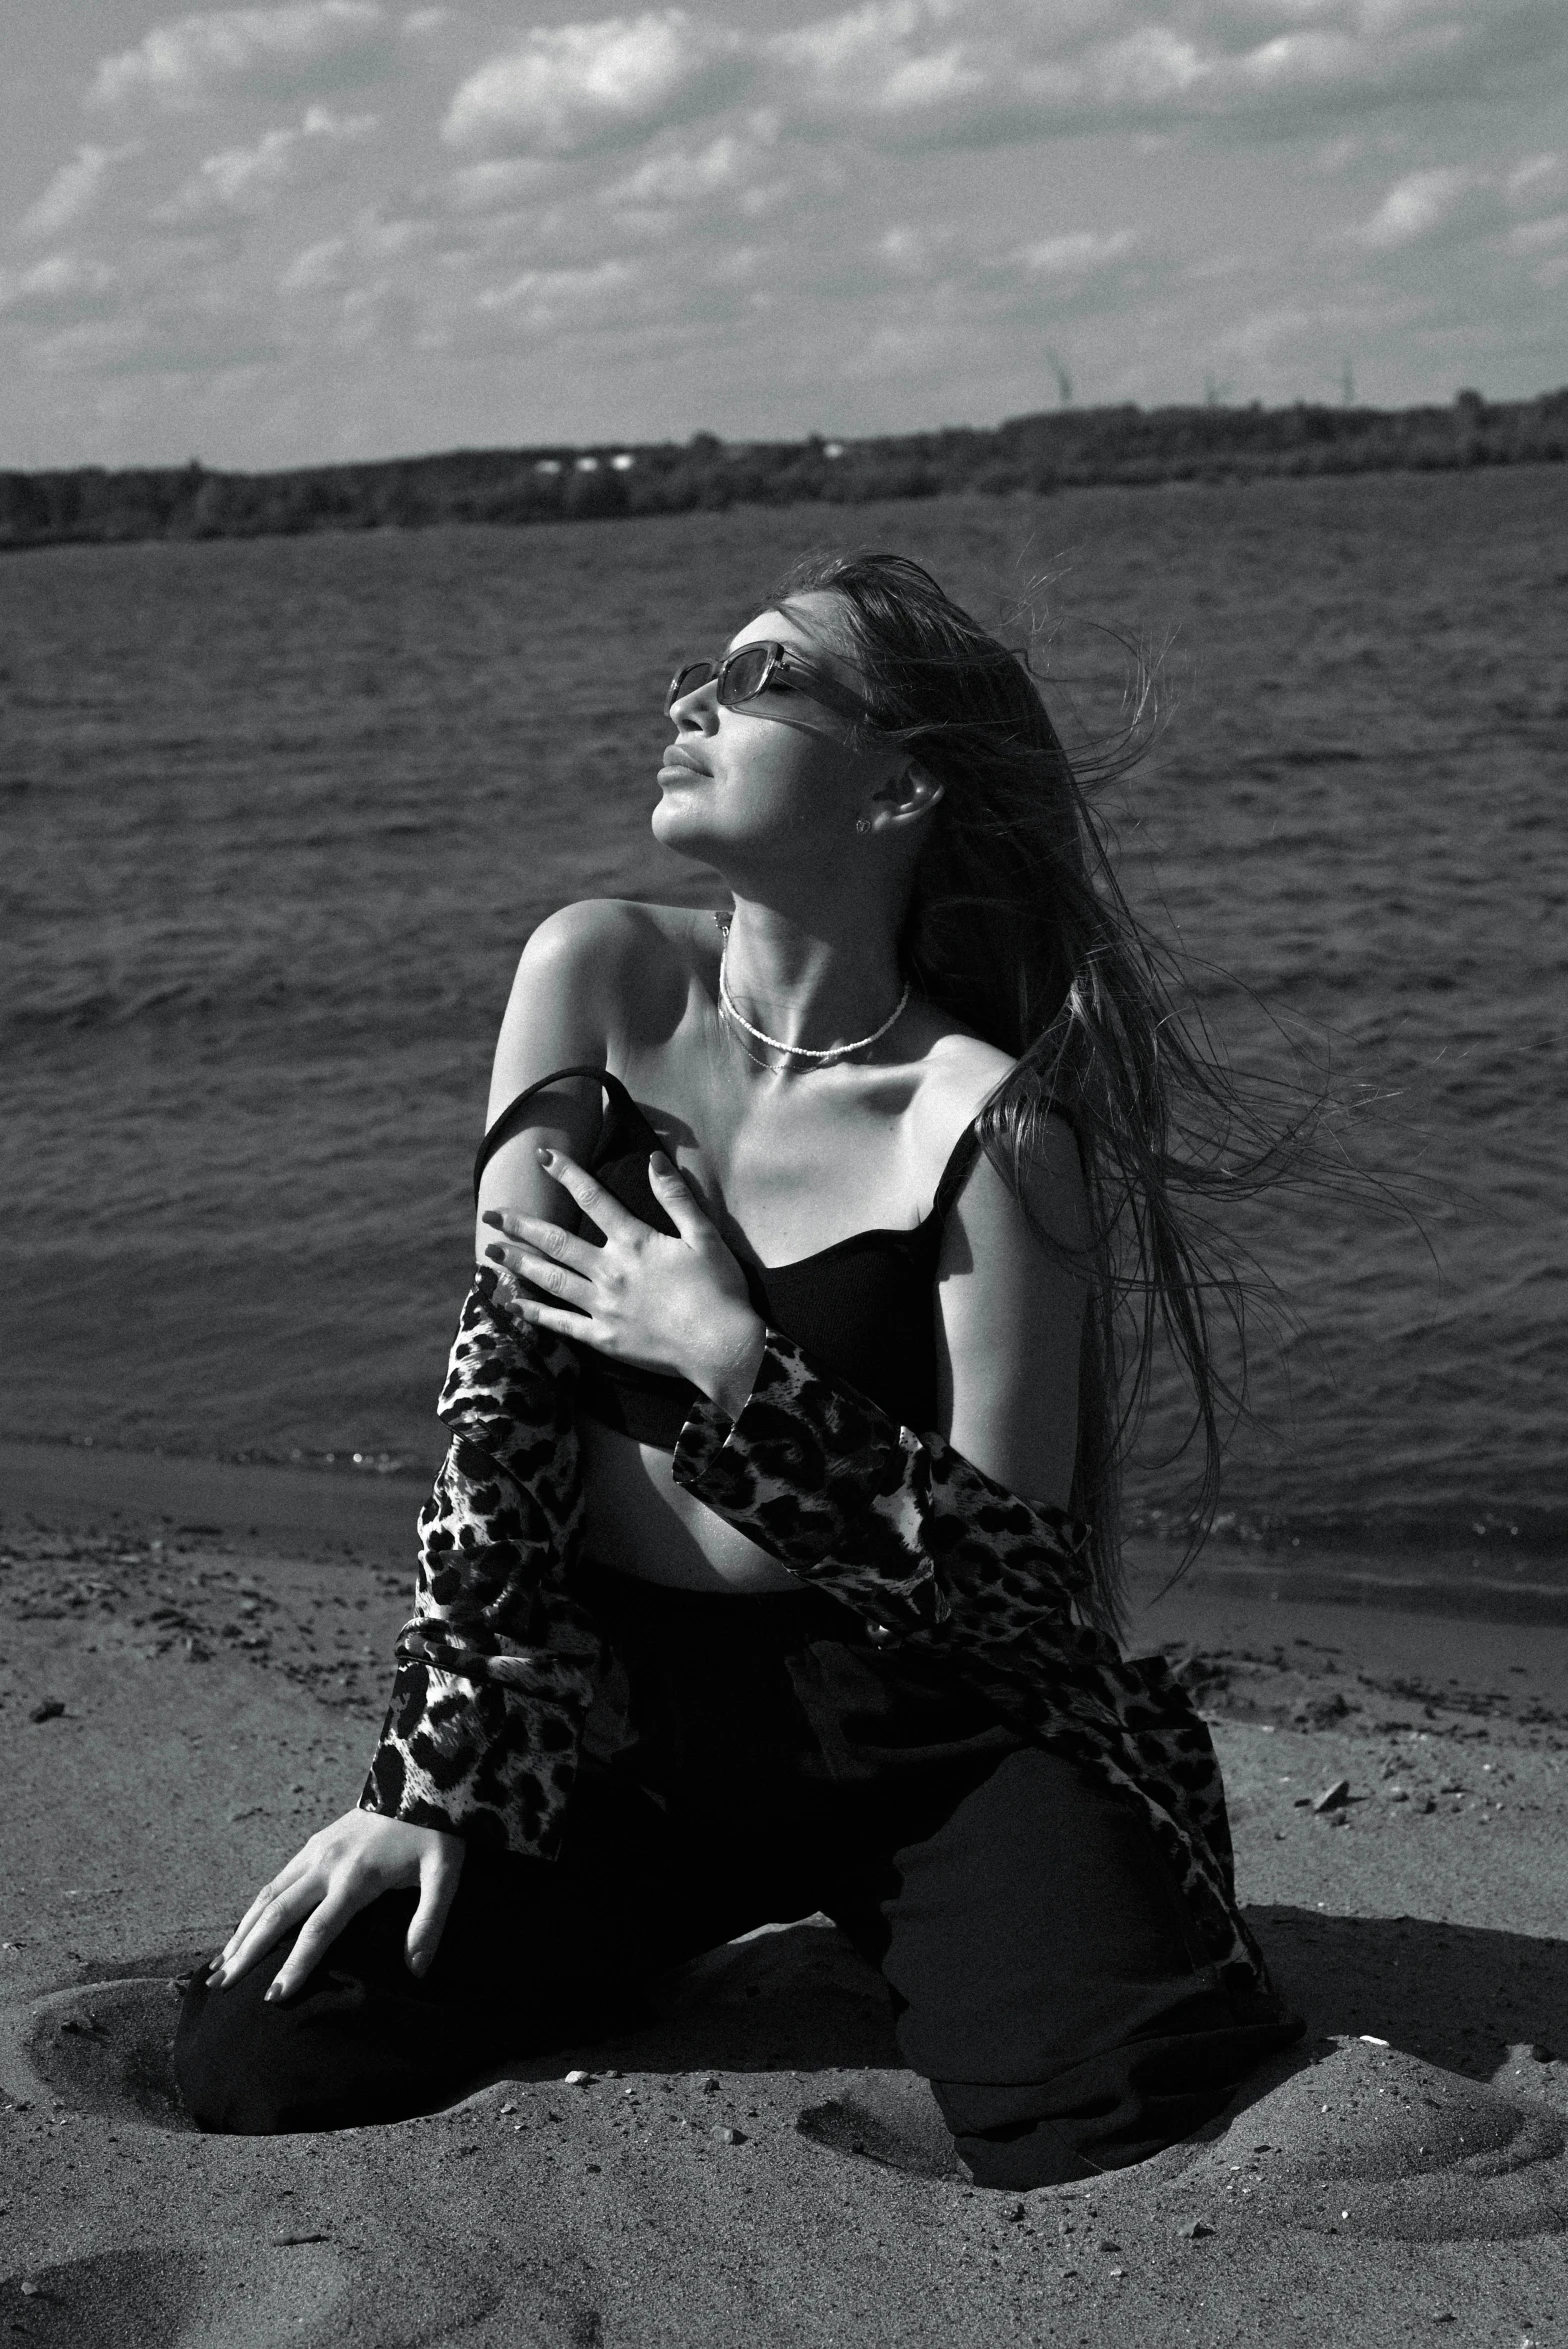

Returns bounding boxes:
[206,1807,464,2002]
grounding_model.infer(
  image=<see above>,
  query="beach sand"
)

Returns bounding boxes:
[3,1441,1567,2347]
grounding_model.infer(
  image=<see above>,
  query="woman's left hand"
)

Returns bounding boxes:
[481,1147,765,1418]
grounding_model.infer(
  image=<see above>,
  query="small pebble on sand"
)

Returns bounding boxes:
[1312,1777,1352,1813]
[564,2070,592,2086]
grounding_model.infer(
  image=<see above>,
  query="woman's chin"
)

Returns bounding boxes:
[650,795,723,856]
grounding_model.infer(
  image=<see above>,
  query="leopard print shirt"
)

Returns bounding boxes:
[362,1279,1274,2007]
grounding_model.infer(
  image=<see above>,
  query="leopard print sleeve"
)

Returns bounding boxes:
[668,1325,1092,1633]
[670,1328,1278,2002]
[358,1268,602,1857]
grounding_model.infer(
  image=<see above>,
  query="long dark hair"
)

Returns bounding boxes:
[773,548,1305,1638]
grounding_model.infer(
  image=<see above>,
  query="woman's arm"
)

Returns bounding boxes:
[934,1115,1089,1512]
[209,901,641,1996]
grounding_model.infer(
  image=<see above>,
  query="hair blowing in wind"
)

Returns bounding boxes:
[775,549,1316,1638]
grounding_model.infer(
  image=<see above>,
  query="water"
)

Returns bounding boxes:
[3,470,1565,1564]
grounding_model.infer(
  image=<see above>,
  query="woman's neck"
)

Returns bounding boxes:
[717,898,906,1061]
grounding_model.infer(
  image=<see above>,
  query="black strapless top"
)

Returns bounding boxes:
[474,1064,983,1450]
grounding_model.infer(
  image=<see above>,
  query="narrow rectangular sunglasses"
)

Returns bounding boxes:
[666,641,880,731]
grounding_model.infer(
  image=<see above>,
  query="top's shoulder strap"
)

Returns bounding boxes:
[930,1104,1082,1225]
[473,1064,635,1203]
[929,1119,985,1225]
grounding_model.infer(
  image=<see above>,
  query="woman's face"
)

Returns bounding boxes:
[650,591,885,871]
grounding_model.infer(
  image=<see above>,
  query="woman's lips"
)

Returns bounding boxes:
[659,742,711,776]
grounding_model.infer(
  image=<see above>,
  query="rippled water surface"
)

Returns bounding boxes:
[3,471,1565,1556]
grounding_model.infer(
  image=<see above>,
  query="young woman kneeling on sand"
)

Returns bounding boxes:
[176,551,1302,2182]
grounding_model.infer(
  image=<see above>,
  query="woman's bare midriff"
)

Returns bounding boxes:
[578,1413,801,1592]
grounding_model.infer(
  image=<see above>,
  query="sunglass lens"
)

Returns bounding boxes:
[666,660,718,712]
[719,645,773,706]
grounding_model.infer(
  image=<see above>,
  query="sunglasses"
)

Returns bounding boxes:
[666,641,881,732]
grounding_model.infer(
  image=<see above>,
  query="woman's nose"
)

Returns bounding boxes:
[670,679,719,731]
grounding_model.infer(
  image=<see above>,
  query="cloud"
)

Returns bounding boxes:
[16,144,143,240]
[437,158,563,216]
[0,253,122,324]
[475,255,641,327]
[1355,150,1568,256]
[442,11,751,158]
[440,0,1568,167]
[278,207,436,289]
[605,130,753,206]
[1356,164,1486,249]
[1013,226,1138,277]
[154,104,378,219]
[90,2,395,112]
[777,0,1568,148]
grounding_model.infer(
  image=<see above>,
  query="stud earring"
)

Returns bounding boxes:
[855,817,871,834]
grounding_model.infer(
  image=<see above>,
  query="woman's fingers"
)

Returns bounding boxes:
[647,1151,714,1245]
[210,1872,322,1989]
[481,1209,598,1275]
[501,1294,586,1342]
[405,1840,465,1978]
[532,1147,640,1240]
[214,1851,313,1969]
[483,1235,594,1307]
[264,1887,361,2004]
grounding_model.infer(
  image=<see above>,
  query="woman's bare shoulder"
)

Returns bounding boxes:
[910,1024,1014,1140]
[517,899,712,1006]
[509,897,718,1047]
[914,1030,1086,1237]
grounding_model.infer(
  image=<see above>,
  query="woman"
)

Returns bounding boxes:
[175,551,1301,2182]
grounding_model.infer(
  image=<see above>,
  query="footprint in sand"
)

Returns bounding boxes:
[0,2242,347,2349]
[21,1973,203,2131]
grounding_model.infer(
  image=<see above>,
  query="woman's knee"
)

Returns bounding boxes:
[172,1895,438,2135]
[930,2009,1304,2189]
[173,1954,317,2134]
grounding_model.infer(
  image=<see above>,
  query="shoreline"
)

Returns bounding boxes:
[5,1435,1565,1628]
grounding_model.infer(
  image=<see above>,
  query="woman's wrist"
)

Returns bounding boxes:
[686,1307,767,1424]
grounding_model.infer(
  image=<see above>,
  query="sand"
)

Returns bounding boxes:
[3,1441,1568,2347]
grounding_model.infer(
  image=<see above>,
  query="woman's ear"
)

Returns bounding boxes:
[869,760,944,828]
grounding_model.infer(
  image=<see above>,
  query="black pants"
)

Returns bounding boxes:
[176,1566,1298,2183]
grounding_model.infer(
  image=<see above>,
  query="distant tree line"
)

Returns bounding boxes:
[3,388,1565,551]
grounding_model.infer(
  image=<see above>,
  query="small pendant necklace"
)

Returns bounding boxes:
[716,921,910,1065]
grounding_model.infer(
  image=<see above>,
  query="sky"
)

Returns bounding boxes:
[1,0,1565,470]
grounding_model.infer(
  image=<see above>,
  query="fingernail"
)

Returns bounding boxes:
[481,1209,501,1227]
[484,1243,504,1262]
[535,1146,553,1165]
[264,1982,282,2004]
